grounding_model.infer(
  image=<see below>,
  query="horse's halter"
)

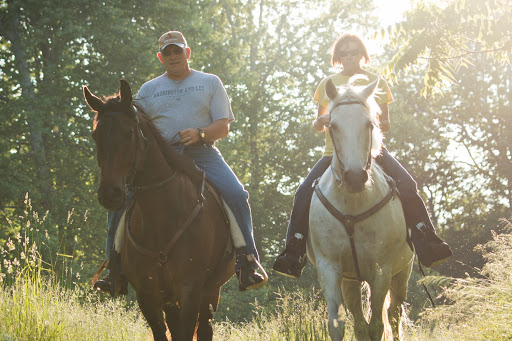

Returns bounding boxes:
[328,99,374,184]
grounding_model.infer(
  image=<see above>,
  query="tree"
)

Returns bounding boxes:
[382,0,512,96]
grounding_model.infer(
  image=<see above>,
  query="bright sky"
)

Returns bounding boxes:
[359,0,412,58]
[374,0,412,27]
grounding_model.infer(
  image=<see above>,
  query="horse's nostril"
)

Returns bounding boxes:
[343,170,368,190]
[108,186,123,198]
[98,185,125,210]
[361,171,369,183]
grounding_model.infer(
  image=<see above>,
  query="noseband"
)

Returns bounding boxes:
[328,100,374,184]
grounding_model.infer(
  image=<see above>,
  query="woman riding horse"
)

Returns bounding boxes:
[273,33,452,279]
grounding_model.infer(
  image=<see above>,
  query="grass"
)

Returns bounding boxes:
[0,195,151,341]
[407,221,512,341]
[2,198,511,340]
[0,278,150,341]
[214,289,334,341]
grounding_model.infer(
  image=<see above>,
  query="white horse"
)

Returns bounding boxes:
[308,76,414,341]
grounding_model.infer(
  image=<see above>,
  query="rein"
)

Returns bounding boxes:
[313,169,398,282]
[104,108,207,266]
[126,162,208,266]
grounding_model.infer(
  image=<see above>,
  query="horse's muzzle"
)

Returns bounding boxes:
[343,169,369,193]
[98,185,126,210]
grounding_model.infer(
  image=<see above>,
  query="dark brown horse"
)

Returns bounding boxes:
[84,80,235,341]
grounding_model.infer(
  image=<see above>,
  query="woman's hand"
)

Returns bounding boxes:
[314,114,330,132]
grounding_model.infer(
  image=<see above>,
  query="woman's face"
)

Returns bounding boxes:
[337,41,363,70]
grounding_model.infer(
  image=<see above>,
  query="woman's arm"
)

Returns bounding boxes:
[313,104,330,133]
[379,103,390,133]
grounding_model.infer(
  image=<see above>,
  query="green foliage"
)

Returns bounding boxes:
[380,0,512,95]
[1,0,511,335]
[417,221,512,340]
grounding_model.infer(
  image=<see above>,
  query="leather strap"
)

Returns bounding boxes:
[313,176,397,281]
[126,172,208,266]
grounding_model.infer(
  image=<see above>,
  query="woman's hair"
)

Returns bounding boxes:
[330,33,370,67]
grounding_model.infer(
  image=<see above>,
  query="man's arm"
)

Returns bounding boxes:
[178,118,231,146]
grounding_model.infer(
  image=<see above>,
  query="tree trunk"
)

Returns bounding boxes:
[2,14,54,211]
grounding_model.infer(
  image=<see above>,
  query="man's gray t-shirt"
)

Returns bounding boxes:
[136,69,234,144]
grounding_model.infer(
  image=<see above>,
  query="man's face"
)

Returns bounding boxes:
[159,44,190,76]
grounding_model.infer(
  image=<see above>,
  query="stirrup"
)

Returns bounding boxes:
[91,259,128,296]
[244,254,268,290]
[273,249,306,279]
[236,250,268,291]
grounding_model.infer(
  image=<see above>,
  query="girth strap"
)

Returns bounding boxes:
[313,177,397,281]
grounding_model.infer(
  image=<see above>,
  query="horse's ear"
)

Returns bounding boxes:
[360,78,379,101]
[83,86,104,112]
[326,79,338,101]
[120,79,132,106]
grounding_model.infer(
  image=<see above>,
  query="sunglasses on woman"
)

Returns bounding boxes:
[339,49,360,57]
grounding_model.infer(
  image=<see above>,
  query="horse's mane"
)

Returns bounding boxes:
[94,95,203,184]
[333,75,384,158]
[133,103,204,184]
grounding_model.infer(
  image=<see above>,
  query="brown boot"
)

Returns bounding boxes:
[235,247,268,291]
[93,252,128,296]
[93,271,128,295]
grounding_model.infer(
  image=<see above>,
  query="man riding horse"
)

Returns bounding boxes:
[94,31,267,294]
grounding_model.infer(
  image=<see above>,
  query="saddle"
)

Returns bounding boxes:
[90,168,243,291]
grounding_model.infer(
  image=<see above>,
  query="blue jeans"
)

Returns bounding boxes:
[284,148,435,245]
[105,144,259,262]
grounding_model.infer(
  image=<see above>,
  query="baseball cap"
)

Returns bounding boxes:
[158,31,188,51]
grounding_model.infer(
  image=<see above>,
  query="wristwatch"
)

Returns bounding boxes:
[197,128,206,143]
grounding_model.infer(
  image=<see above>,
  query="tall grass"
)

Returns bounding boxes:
[408,219,512,341]
[0,278,150,341]
[214,289,336,340]
[2,195,511,341]
[0,195,150,341]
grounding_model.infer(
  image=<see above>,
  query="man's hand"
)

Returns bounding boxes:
[178,128,200,146]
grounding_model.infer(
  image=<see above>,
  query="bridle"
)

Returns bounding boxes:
[328,99,374,184]
[101,107,206,267]
[314,99,398,282]
[100,108,178,193]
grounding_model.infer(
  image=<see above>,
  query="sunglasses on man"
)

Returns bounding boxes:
[161,45,185,57]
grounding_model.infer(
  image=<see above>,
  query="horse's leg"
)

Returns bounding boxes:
[317,260,345,341]
[196,288,221,341]
[163,302,181,340]
[341,279,369,340]
[137,293,168,341]
[368,270,392,341]
[388,262,413,340]
[177,285,202,341]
